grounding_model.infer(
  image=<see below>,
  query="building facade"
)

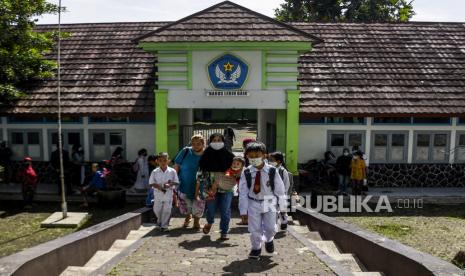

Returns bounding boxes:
[2,1,465,187]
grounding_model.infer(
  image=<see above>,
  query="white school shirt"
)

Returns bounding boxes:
[238,163,286,215]
[149,166,179,201]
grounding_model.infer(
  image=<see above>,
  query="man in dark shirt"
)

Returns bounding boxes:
[335,148,352,195]
[50,145,71,195]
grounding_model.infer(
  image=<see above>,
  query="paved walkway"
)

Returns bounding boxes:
[109,217,334,276]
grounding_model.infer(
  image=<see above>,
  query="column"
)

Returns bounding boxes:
[286,89,300,174]
[167,109,180,157]
[155,89,168,153]
[276,109,286,153]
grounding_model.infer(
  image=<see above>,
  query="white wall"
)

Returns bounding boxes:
[2,117,155,162]
[298,117,465,164]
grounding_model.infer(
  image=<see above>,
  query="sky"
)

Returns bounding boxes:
[36,0,465,24]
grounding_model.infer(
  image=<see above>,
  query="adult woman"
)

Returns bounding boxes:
[174,134,205,230]
[199,133,235,240]
[133,148,149,193]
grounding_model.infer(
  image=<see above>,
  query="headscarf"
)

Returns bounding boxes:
[199,146,234,172]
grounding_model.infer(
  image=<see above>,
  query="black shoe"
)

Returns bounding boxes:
[248,249,261,260]
[280,223,288,230]
[265,241,274,253]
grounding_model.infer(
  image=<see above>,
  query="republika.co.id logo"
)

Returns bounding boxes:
[207,53,249,90]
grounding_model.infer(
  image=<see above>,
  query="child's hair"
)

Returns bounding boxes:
[232,156,245,166]
[245,141,267,154]
[158,152,169,159]
[355,150,364,157]
[147,154,158,162]
[269,151,286,167]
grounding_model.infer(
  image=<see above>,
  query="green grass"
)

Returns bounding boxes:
[0,201,143,258]
[329,204,465,269]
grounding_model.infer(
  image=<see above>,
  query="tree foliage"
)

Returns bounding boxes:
[0,0,62,103]
[275,0,415,23]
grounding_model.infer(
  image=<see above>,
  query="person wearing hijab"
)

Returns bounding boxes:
[199,133,235,240]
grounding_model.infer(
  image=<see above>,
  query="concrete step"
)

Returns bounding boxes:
[60,266,95,276]
[126,229,151,240]
[332,253,363,272]
[352,272,384,276]
[85,250,119,267]
[289,225,310,234]
[109,239,137,251]
[303,231,323,241]
[312,240,341,256]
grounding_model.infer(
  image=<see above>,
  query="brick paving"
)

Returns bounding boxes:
[109,217,334,276]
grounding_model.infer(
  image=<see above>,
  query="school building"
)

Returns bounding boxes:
[2,1,465,187]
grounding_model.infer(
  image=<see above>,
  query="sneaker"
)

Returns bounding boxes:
[161,227,169,232]
[220,234,229,240]
[265,241,274,253]
[248,249,261,260]
[280,223,288,230]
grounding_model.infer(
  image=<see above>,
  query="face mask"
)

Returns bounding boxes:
[269,161,278,167]
[231,165,242,171]
[353,156,359,160]
[343,152,349,156]
[249,157,263,167]
[210,142,224,150]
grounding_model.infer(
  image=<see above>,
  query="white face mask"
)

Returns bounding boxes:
[268,161,278,167]
[343,152,349,156]
[249,157,263,167]
[210,142,224,150]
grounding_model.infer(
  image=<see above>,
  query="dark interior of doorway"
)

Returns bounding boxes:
[184,109,258,152]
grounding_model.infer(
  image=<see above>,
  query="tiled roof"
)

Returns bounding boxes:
[136,1,321,43]
[294,22,465,115]
[1,22,165,115]
[2,19,465,116]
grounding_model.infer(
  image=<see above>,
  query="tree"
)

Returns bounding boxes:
[0,0,63,103]
[275,0,415,23]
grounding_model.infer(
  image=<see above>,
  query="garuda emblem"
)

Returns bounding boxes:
[207,54,248,90]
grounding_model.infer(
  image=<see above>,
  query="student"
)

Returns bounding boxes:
[351,151,366,195]
[149,152,179,232]
[335,148,352,196]
[18,157,38,209]
[147,154,158,172]
[81,162,106,208]
[268,151,291,230]
[133,148,149,193]
[239,142,286,260]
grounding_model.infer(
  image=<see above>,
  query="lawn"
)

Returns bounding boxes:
[0,201,143,258]
[328,204,465,269]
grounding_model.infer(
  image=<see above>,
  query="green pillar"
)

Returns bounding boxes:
[286,89,300,174]
[276,109,286,152]
[167,109,180,158]
[155,89,168,153]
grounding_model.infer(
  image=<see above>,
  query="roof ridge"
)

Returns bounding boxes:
[133,0,323,44]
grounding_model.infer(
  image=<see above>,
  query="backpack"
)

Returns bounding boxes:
[277,166,294,194]
[244,166,276,193]
[177,147,191,165]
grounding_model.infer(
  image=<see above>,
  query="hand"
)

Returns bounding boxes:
[163,183,171,189]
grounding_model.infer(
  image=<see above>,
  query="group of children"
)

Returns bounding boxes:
[146,141,292,260]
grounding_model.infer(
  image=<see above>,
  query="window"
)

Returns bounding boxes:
[327,131,365,156]
[371,132,408,163]
[456,132,465,162]
[299,117,325,124]
[373,117,411,124]
[48,130,83,157]
[326,117,365,124]
[89,130,126,161]
[8,130,43,160]
[412,117,450,125]
[89,116,128,123]
[413,131,450,163]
